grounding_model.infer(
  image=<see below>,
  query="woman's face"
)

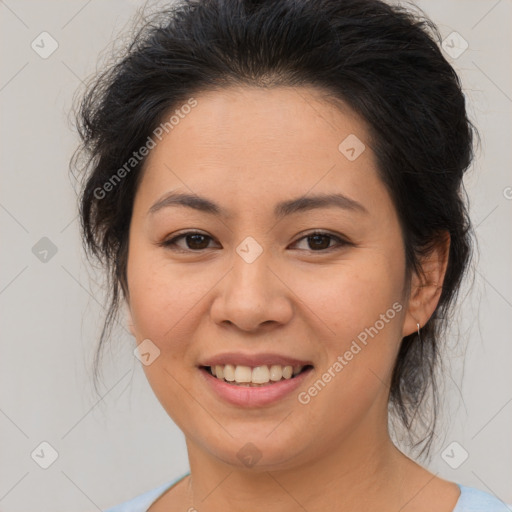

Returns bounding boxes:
[126,85,416,470]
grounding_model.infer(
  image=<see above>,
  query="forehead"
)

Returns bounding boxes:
[135,85,383,214]
[152,85,370,158]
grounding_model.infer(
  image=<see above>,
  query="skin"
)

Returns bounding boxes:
[124,85,458,512]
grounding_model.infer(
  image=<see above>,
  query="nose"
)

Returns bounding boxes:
[210,248,294,333]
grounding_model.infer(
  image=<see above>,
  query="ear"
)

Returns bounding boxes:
[402,231,451,337]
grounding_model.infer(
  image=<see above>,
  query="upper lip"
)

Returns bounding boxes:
[199,352,313,368]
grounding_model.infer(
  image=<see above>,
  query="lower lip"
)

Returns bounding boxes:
[199,367,313,407]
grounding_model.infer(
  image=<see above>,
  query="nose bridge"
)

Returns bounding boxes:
[232,238,270,296]
[211,236,292,331]
[230,236,273,307]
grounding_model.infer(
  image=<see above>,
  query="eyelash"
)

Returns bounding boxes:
[159,230,350,253]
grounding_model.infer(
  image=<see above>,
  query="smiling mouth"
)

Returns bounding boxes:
[201,364,314,386]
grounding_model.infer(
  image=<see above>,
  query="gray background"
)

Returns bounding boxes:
[0,0,511,510]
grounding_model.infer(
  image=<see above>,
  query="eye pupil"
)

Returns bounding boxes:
[187,234,209,250]
[163,231,344,253]
[309,234,331,250]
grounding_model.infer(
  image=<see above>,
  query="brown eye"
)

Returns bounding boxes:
[160,230,349,253]
[306,234,332,250]
[292,231,349,252]
[161,231,216,251]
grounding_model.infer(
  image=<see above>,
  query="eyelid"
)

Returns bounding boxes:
[159,230,217,251]
[290,230,350,251]
[159,229,350,253]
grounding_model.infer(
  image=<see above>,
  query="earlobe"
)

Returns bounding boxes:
[402,231,450,337]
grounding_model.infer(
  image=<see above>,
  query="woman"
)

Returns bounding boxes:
[71,0,508,510]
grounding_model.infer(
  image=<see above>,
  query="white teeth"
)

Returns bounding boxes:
[234,365,252,383]
[252,365,270,384]
[208,364,305,385]
[215,365,224,379]
[269,365,282,381]
[282,365,293,379]
[223,364,235,382]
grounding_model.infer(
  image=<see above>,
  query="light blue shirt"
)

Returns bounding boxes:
[104,474,511,512]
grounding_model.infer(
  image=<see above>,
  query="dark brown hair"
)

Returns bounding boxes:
[71,0,476,459]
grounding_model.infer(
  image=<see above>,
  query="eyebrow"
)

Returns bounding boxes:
[148,191,368,218]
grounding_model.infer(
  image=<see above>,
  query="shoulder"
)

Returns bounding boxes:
[453,484,511,512]
[103,481,176,512]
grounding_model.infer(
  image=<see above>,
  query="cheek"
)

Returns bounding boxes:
[292,251,405,340]
[126,252,203,418]
[126,248,179,352]
[126,247,218,360]
[295,274,404,436]
[294,250,405,397]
